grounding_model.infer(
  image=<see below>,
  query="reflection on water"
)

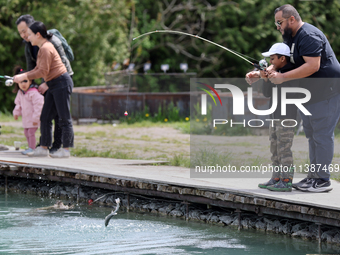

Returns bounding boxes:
[0,192,337,255]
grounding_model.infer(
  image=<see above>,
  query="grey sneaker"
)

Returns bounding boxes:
[27,146,49,157]
[50,148,70,158]
[292,178,314,191]
[307,179,333,192]
[21,148,34,155]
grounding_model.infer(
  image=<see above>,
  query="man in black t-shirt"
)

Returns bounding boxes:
[268,4,340,192]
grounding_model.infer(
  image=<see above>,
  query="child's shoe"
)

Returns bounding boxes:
[21,148,33,155]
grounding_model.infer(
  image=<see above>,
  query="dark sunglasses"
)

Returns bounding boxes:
[275,18,288,28]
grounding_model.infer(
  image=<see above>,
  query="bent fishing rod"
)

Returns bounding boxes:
[133,30,268,70]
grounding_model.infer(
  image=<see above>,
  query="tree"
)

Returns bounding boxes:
[0,0,130,111]
[131,0,340,80]
[1,0,340,112]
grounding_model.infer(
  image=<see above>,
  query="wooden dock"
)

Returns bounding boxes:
[1,149,340,228]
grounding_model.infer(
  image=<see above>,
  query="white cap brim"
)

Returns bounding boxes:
[261,52,272,57]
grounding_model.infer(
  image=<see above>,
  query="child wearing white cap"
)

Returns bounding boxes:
[261,43,291,73]
[257,42,298,192]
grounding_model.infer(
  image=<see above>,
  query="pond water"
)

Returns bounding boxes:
[0,192,337,255]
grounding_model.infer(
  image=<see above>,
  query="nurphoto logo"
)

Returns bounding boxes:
[198,82,311,128]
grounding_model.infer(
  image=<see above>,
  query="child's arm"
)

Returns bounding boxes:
[12,93,22,119]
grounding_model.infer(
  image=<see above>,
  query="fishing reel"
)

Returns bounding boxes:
[259,59,268,69]
[253,59,268,70]
[5,79,13,87]
[0,75,13,86]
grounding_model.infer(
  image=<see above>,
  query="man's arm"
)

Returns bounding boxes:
[269,56,321,84]
[25,43,36,71]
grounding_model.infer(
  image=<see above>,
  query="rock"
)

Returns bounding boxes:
[200,214,207,221]
[49,185,63,196]
[273,219,283,233]
[158,204,174,215]
[264,218,275,232]
[279,220,291,235]
[208,215,220,223]
[148,203,158,210]
[230,216,240,227]
[308,224,319,238]
[332,233,340,243]
[255,219,266,231]
[292,229,313,239]
[321,229,338,243]
[60,190,68,196]
[169,209,183,217]
[130,201,139,209]
[189,210,201,221]
[105,195,116,205]
[291,223,308,233]
[40,186,50,194]
[241,218,250,229]
[219,215,234,225]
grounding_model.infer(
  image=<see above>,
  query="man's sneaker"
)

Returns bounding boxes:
[21,148,34,155]
[27,146,49,157]
[49,146,60,154]
[267,179,292,192]
[258,178,279,189]
[307,179,333,192]
[292,178,314,191]
[50,148,70,158]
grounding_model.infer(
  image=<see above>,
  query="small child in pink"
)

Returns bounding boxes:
[12,67,44,155]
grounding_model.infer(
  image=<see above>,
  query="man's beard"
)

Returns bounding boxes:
[282,26,293,44]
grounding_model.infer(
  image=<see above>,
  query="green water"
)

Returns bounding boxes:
[0,192,338,255]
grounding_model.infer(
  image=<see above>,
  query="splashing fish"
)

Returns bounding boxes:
[36,200,74,211]
[104,198,120,227]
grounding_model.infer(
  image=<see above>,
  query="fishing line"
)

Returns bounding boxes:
[124,70,131,117]
[133,30,267,70]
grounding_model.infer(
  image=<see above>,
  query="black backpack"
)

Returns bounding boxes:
[48,29,74,62]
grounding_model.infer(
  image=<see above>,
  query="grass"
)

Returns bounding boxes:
[0,124,30,149]
[168,154,190,168]
[0,111,17,122]
[190,147,234,168]
[249,156,267,166]
[71,147,135,159]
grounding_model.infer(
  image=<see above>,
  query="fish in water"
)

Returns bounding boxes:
[104,198,120,227]
[36,200,74,211]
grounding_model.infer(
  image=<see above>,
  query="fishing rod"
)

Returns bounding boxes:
[133,30,268,70]
[0,75,14,86]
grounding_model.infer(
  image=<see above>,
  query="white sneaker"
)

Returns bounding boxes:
[50,148,70,158]
[27,146,49,157]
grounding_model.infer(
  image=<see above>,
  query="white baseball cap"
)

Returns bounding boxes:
[262,43,290,57]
